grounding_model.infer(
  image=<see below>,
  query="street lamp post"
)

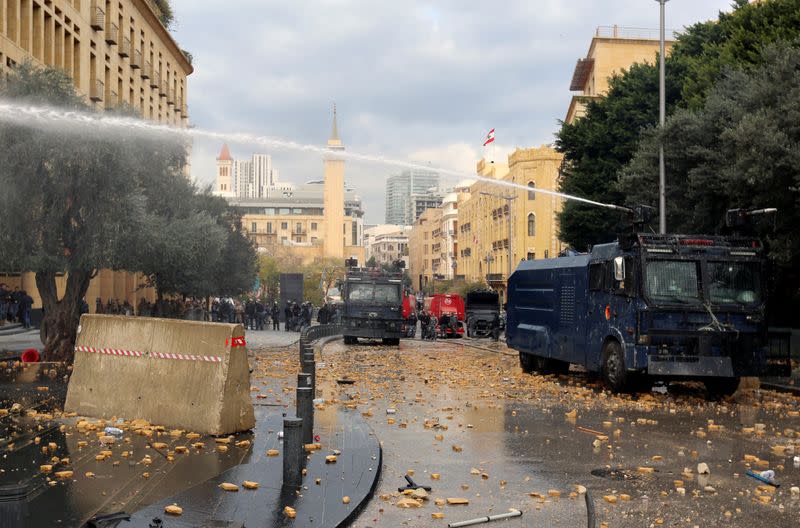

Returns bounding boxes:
[656,0,669,234]
[480,191,517,279]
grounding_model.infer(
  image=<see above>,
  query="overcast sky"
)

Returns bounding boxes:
[170,0,733,224]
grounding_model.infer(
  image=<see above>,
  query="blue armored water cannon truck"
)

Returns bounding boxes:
[506,206,790,395]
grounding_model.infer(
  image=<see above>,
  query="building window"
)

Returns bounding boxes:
[251,222,257,233]
[281,222,288,230]
[527,213,536,237]
[267,222,273,234]
[295,236,302,243]
[528,182,535,200]
[311,222,317,231]
[527,252,535,260]
[295,222,302,234]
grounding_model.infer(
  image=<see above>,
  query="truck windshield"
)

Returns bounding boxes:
[347,283,400,303]
[708,262,761,305]
[644,260,702,305]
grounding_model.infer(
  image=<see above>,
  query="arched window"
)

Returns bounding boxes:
[527,181,535,200]
[527,213,536,237]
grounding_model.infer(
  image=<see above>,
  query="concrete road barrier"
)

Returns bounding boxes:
[65,315,255,435]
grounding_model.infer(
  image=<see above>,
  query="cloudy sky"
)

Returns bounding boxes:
[170,0,733,224]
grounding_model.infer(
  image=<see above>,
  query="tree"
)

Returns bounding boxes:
[555,60,683,249]
[555,0,800,250]
[365,256,377,268]
[0,62,258,362]
[0,63,158,361]
[621,42,800,322]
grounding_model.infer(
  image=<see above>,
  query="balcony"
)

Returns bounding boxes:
[175,100,182,114]
[486,273,506,284]
[149,69,159,89]
[90,3,105,30]
[131,49,142,69]
[159,79,168,98]
[141,61,151,79]
[119,37,131,58]
[107,91,118,108]
[90,79,104,101]
[167,89,175,105]
[105,23,118,45]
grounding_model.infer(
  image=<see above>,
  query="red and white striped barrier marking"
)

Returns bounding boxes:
[74,345,143,357]
[150,352,223,362]
[75,346,222,363]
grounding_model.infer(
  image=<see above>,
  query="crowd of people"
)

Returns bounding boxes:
[0,283,35,329]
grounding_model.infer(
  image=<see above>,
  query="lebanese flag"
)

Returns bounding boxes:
[483,129,495,146]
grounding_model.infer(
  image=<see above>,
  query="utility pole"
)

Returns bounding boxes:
[656,0,669,234]
[480,191,517,278]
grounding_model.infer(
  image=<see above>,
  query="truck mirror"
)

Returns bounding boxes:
[614,256,625,282]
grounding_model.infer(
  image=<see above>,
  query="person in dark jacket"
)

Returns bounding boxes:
[271,302,281,330]
[490,312,501,341]
[19,290,33,329]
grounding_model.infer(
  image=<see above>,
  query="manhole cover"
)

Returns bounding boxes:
[590,468,641,481]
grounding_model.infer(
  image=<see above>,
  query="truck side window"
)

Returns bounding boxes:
[589,263,604,291]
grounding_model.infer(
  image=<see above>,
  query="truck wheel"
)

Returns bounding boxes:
[703,377,740,397]
[343,336,357,345]
[601,340,629,393]
[382,338,400,346]
[519,353,536,373]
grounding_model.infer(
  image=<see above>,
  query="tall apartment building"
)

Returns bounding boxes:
[408,207,443,292]
[216,145,292,199]
[384,168,441,225]
[0,0,193,313]
[0,0,193,125]
[566,25,674,124]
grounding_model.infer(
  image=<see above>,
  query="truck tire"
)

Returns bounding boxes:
[703,377,740,397]
[519,353,536,373]
[601,340,629,393]
[382,338,400,346]
[343,335,357,345]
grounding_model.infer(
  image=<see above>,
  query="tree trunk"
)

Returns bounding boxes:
[37,268,93,363]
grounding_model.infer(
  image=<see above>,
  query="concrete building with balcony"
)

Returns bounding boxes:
[456,147,564,302]
[566,25,674,124]
[0,0,192,124]
[408,207,443,293]
[0,0,193,313]
[364,224,411,268]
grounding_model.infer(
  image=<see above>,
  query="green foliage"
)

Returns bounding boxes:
[366,256,377,268]
[0,62,257,359]
[621,42,800,320]
[556,0,800,251]
[149,0,175,29]
[555,62,682,249]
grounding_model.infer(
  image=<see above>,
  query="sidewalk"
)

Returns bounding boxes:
[245,324,303,349]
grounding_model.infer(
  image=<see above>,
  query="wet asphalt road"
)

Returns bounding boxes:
[310,337,800,528]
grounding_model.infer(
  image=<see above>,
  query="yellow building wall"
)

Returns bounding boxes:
[408,207,443,292]
[455,147,564,301]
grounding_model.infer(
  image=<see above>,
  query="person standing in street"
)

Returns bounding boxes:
[0,283,9,326]
[490,312,501,342]
[18,290,33,329]
[271,302,281,331]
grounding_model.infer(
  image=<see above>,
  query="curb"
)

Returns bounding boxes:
[316,334,382,528]
[760,382,800,396]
